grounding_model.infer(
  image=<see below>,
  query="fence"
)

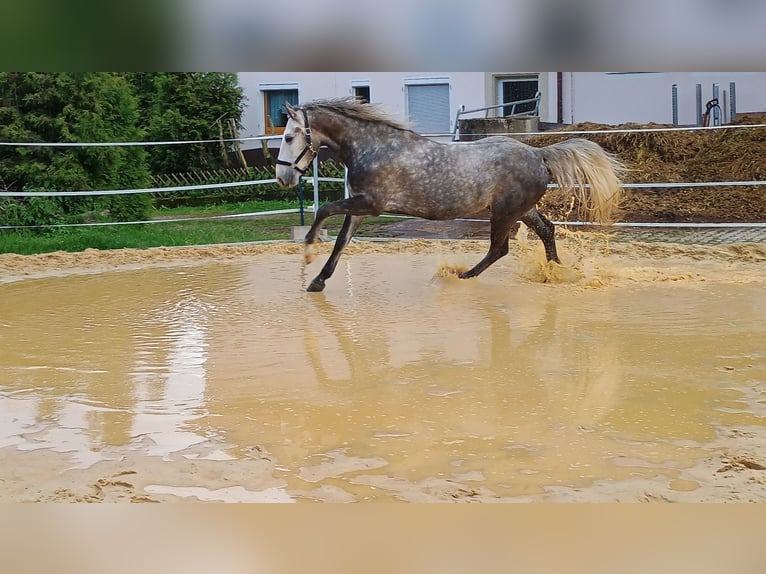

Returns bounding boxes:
[1,126,765,232]
[150,163,346,208]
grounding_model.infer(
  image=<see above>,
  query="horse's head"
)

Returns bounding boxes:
[275,102,318,188]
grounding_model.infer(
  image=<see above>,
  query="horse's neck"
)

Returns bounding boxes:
[313,114,396,166]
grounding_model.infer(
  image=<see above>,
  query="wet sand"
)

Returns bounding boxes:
[1,236,765,502]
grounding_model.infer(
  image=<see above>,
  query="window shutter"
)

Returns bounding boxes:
[406,83,450,134]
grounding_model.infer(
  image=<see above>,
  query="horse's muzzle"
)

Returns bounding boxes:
[275,165,297,189]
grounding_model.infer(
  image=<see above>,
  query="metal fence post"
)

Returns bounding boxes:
[696,84,703,126]
[298,178,305,226]
[729,82,737,122]
[344,166,350,199]
[712,83,720,126]
[312,154,320,221]
[671,84,678,126]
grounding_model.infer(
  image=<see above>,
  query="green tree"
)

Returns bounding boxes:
[127,73,245,174]
[0,72,152,227]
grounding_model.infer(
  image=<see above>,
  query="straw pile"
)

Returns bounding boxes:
[531,112,766,222]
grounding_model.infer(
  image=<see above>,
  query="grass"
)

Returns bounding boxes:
[0,200,401,256]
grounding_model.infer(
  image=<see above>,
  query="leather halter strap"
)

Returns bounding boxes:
[276,108,317,174]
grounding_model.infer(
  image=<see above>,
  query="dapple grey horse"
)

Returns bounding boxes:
[276,98,625,292]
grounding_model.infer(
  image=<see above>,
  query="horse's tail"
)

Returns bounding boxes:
[540,138,626,224]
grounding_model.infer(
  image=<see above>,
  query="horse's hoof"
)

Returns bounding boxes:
[307,279,325,292]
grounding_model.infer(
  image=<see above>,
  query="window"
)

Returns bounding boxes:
[405,82,450,134]
[497,76,539,116]
[353,84,370,103]
[262,88,299,135]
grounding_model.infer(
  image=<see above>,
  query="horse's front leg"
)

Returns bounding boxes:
[304,195,377,264]
[307,214,365,292]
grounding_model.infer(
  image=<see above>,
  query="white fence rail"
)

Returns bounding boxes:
[1,124,764,231]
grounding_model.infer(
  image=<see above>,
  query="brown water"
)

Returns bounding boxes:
[1,241,765,502]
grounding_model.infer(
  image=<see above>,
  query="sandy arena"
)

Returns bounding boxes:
[1,235,765,502]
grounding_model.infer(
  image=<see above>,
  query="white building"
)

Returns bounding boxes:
[238,72,766,149]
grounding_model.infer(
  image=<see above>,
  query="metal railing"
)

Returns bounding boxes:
[452,91,541,141]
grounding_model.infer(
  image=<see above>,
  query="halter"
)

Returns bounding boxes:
[276,108,318,174]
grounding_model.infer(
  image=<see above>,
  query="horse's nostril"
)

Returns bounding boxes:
[277,177,286,188]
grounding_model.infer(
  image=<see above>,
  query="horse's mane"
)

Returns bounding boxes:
[300,97,411,131]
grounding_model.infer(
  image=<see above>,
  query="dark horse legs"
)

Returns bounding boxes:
[306,214,365,292]
[459,207,559,279]
[459,209,517,279]
[521,208,560,264]
[304,195,377,292]
[303,198,560,291]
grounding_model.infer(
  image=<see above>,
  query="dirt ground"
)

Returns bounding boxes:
[1,238,765,503]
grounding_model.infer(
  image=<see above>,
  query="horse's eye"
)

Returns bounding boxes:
[284,134,294,144]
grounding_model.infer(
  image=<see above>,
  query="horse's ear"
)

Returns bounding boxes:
[285,102,299,121]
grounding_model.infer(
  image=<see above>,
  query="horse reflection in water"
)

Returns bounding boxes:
[300,284,623,442]
[275,97,625,292]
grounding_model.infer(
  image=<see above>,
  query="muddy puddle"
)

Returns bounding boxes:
[1,237,765,502]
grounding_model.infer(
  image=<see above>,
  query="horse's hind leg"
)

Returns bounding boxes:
[459,211,516,279]
[307,215,364,292]
[521,208,560,263]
